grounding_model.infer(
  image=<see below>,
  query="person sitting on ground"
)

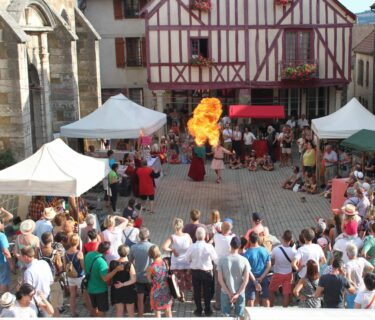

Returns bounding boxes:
[256,154,266,167]
[229,153,241,170]
[248,152,257,172]
[301,172,317,194]
[262,155,274,171]
[169,149,181,164]
[282,166,302,189]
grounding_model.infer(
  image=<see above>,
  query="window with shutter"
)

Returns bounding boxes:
[284,30,313,63]
[113,0,123,19]
[115,38,126,68]
[141,37,147,67]
[126,38,142,67]
[190,38,209,58]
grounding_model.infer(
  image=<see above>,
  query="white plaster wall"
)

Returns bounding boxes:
[354,53,373,112]
[84,0,152,106]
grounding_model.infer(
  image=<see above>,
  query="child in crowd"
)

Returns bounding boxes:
[180,140,191,164]
[282,166,302,189]
[262,155,274,171]
[302,172,317,194]
[169,149,181,164]
[248,150,257,171]
[229,153,241,169]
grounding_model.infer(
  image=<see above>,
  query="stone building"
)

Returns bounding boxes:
[0,0,101,161]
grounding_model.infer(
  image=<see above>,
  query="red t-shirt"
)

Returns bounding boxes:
[83,241,99,254]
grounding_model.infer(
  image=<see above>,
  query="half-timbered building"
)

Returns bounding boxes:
[142,0,355,119]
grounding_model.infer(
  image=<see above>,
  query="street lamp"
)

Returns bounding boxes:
[371,3,375,112]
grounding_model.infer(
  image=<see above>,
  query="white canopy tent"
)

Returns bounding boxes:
[60,94,167,139]
[0,139,109,197]
[311,98,375,139]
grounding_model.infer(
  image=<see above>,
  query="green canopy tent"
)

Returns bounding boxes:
[341,129,375,152]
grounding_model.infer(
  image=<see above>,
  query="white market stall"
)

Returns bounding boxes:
[0,138,109,197]
[311,98,375,139]
[60,94,167,139]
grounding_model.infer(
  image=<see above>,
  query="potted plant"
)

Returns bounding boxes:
[283,63,317,81]
[190,0,212,11]
[190,55,214,67]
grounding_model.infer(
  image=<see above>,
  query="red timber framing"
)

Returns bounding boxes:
[142,0,355,90]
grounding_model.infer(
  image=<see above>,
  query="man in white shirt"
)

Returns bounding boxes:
[34,207,56,240]
[213,221,235,310]
[222,123,233,163]
[323,145,338,184]
[297,114,309,129]
[269,230,296,307]
[243,127,256,156]
[292,228,326,279]
[286,116,296,129]
[21,247,54,299]
[345,243,374,308]
[333,236,363,263]
[185,227,218,317]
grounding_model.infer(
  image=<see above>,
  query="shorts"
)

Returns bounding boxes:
[136,282,151,294]
[140,195,154,201]
[49,281,63,308]
[282,148,292,154]
[304,166,316,174]
[269,273,293,295]
[0,262,11,286]
[245,275,270,301]
[89,291,109,312]
[221,292,245,317]
[68,276,84,288]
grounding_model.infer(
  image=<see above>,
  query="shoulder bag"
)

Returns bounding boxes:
[162,256,181,300]
[81,255,103,292]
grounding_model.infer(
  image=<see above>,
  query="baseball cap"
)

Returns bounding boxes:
[230,236,241,249]
[252,212,263,222]
[223,218,233,225]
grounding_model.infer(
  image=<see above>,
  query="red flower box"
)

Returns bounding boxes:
[190,0,212,11]
[275,0,292,6]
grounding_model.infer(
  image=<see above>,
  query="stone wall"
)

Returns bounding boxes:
[0,15,31,161]
[75,8,101,117]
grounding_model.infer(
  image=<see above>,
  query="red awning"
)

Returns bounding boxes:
[229,105,285,119]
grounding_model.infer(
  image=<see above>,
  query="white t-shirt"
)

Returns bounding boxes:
[294,243,325,278]
[298,118,309,129]
[286,120,296,128]
[24,259,54,297]
[271,245,296,274]
[222,129,233,143]
[354,289,375,309]
[102,226,123,263]
[123,226,139,244]
[13,301,38,318]
[213,233,235,259]
[345,257,373,291]
[333,237,364,263]
[243,132,256,145]
[323,150,338,166]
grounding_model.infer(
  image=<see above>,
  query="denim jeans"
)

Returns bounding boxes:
[221,292,245,317]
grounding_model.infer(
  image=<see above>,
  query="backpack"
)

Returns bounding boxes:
[39,248,57,277]
[65,252,79,278]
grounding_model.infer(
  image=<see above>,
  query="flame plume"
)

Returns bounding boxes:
[187,98,223,147]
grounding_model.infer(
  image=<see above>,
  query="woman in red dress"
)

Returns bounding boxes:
[136,160,160,214]
[188,144,206,181]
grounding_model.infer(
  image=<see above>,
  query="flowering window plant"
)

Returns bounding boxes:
[190,55,214,67]
[283,63,317,81]
[190,0,212,11]
[275,0,292,6]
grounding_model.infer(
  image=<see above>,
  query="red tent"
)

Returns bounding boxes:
[229,105,285,119]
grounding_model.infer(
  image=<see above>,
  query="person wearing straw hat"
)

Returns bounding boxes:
[34,207,56,240]
[14,219,39,270]
[0,292,16,317]
[0,218,14,295]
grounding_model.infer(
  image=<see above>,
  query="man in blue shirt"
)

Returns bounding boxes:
[244,231,271,307]
[0,218,13,294]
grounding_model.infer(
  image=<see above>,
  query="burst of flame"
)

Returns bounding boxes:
[187,98,223,147]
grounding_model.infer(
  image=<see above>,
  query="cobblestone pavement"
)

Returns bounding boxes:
[11,161,331,317]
